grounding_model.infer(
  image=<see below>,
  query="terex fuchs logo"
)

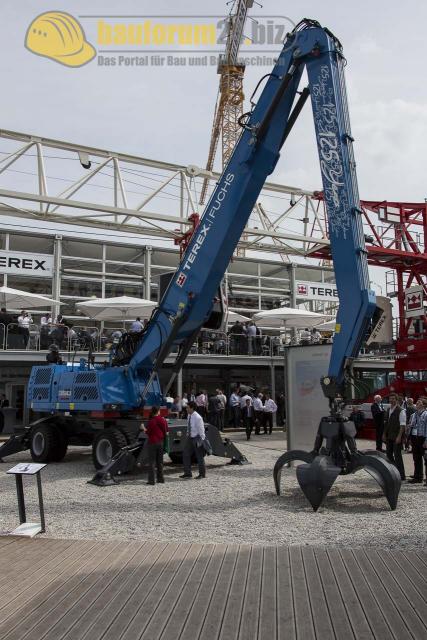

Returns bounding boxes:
[176,272,187,288]
[25,11,96,67]
[297,284,308,296]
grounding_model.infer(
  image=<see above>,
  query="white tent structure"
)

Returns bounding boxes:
[0,286,60,310]
[226,311,250,324]
[316,319,337,332]
[252,307,327,329]
[77,296,155,327]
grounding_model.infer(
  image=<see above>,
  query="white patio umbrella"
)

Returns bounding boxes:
[0,286,60,309]
[76,295,155,327]
[252,307,327,329]
[227,310,251,324]
[316,319,337,332]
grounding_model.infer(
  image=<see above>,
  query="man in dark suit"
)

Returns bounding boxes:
[241,398,255,440]
[371,394,385,451]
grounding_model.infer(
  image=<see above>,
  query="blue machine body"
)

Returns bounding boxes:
[29,20,375,414]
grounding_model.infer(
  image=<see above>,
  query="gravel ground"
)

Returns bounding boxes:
[0,433,425,550]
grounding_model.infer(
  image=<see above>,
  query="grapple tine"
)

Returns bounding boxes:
[296,456,341,511]
[354,453,401,510]
[273,450,315,495]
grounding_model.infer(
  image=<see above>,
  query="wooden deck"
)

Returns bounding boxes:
[0,536,426,639]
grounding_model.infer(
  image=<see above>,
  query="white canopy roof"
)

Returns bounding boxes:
[252,307,327,329]
[76,296,155,322]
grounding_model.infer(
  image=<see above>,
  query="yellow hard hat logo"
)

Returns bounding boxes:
[25,11,96,67]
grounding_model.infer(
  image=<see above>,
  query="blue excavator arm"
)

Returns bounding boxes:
[26,19,375,414]
[128,19,375,404]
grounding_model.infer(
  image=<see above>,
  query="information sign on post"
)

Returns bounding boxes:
[6,463,47,537]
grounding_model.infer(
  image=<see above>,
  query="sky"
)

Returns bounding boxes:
[1,0,426,206]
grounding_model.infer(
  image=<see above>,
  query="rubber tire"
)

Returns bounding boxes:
[118,425,139,446]
[92,428,127,470]
[51,429,68,462]
[30,423,62,463]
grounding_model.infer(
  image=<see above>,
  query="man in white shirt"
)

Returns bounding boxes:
[130,317,143,333]
[229,389,241,429]
[216,388,226,431]
[240,392,252,408]
[253,393,264,434]
[263,393,278,434]
[181,402,206,479]
[17,310,33,348]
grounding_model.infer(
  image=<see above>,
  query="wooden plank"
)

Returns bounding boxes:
[288,547,315,640]
[197,544,240,640]
[218,545,252,640]
[258,546,278,640]
[31,542,145,640]
[104,543,189,640]
[352,549,413,640]
[0,536,22,550]
[412,551,427,570]
[338,549,396,639]
[63,541,164,640]
[237,545,263,640]
[0,540,97,622]
[160,545,216,640]
[85,543,180,640]
[394,552,427,592]
[364,550,427,639]
[326,549,374,640]
[179,545,228,639]
[0,541,111,639]
[139,544,204,640]
[0,539,74,595]
[12,541,124,640]
[0,539,77,605]
[276,546,296,640]
[313,548,355,640]
[0,538,62,583]
[301,547,335,640]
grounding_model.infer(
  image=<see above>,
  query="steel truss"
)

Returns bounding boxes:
[0,129,330,260]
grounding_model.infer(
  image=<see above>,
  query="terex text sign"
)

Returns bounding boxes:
[295,280,339,302]
[0,250,53,278]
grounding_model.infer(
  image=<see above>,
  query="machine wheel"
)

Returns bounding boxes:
[51,429,68,462]
[92,428,127,470]
[30,423,66,463]
[169,452,183,464]
[118,425,139,446]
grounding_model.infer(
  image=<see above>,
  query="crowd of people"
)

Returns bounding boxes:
[166,387,285,441]
[371,392,427,485]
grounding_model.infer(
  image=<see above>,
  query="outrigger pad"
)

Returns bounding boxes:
[273,449,315,495]
[296,455,341,511]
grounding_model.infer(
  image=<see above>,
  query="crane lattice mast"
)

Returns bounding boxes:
[199,1,253,206]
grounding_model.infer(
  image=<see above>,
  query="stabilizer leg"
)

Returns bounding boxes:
[88,443,143,487]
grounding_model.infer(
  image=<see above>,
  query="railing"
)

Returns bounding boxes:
[0,325,366,359]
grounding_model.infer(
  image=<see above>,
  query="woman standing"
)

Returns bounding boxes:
[143,407,169,485]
